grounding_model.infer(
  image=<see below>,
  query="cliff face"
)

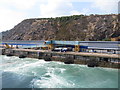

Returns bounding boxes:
[2,14,120,41]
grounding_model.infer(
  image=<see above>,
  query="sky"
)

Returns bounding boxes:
[0,0,119,32]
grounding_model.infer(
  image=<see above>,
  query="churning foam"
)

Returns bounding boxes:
[1,55,118,88]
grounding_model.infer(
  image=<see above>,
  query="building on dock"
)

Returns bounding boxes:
[44,40,120,54]
[1,40,120,54]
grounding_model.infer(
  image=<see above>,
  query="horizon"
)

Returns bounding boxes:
[0,0,119,32]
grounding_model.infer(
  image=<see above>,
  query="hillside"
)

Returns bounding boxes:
[2,14,120,41]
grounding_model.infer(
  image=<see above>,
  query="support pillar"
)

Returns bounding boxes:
[11,45,13,48]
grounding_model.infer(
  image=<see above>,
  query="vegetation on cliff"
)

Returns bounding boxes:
[2,14,120,41]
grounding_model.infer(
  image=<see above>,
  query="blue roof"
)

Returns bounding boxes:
[2,43,36,46]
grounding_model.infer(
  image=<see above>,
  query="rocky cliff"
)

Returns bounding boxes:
[2,14,120,41]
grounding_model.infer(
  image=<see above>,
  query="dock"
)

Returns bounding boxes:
[1,40,120,68]
[1,48,120,69]
[8,48,120,58]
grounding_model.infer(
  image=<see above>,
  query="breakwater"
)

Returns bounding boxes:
[1,48,120,69]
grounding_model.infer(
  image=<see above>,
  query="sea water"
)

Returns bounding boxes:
[0,55,119,88]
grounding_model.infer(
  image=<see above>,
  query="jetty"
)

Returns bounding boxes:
[0,40,120,68]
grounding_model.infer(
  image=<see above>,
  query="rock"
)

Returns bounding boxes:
[64,57,74,64]
[6,53,13,56]
[87,61,98,67]
[43,55,52,61]
[38,57,43,59]
[19,55,26,58]
[2,53,5,55]
[87,62,95,67]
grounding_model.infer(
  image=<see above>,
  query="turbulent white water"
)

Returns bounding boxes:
[0,55,119,88]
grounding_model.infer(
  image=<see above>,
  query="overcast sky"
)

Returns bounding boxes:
[0,0,119,32]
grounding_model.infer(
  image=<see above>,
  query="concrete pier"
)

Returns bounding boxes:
[1,48,120,69]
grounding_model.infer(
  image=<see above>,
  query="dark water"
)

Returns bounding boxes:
[0,55,118,88]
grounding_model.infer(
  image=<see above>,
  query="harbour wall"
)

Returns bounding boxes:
[1,48,120,69]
